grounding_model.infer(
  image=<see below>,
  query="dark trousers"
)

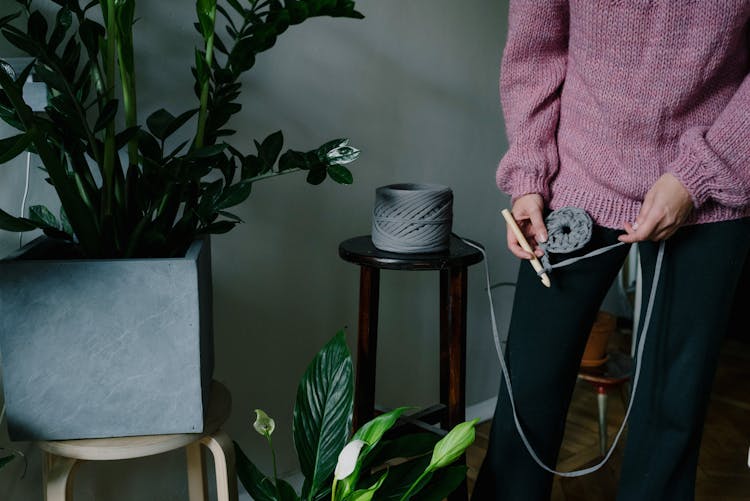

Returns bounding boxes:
[471,217,750,501]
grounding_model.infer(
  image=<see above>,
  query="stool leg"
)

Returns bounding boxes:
[354,265,380,431]
[187,442,208,501]
[201,431,238,501]
[440,266,467,430]
[43,452,78,501]
[440,266,468,501]
[597,386,609,456]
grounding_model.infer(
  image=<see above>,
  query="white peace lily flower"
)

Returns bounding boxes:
[325,140,361,165]
[253,409,275,437]
[334,439,367,480]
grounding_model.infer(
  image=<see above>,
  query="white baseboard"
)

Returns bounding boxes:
[466,396,497,424]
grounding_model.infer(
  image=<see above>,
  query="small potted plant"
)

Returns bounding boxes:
[237,331,478,501]
[0,0,363,440]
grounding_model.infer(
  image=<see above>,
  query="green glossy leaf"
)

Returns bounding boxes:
[0,207,35,232]
[146,108,175,140]
[93,99,118,133]
[362,455,431,501]
[346,471,388,501]
[0,133,31,164]
[27,10,48,44]
[214,179,252,210]
[29,205,59,229]
[277,478,299,501]
[200,220,236,234]
[234,442,277,501]
[293,330,353,500]
[427,419,478,472]
[259,130,283,168]
[60,206,73,235]
[49,7,73,48]
[327,164,353,184]
[306,167,326,185]
[364,433,440,469]
[0,455,13,469]
[412,465,467,501]
[354,407,411,450]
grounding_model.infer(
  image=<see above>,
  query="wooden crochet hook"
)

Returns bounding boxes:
[501,209,551,288]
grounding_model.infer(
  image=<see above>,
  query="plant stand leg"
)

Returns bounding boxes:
[440,266,468,501]
[354,265,380,431]
[201,431,238,501]
[187,441,208,501]
[43,452,79,501]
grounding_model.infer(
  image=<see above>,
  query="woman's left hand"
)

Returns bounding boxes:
[618,173,694,243]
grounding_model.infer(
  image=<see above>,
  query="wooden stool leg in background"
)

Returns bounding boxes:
[354,265,380,431]
[43,452,79,501]
[440,266,468,501]
[201,430,238,501]
[597,386,608,457]
[186,441,208,501]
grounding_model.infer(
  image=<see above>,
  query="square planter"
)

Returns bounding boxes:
[0,237,214,441]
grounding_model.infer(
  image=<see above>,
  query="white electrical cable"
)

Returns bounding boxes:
[18,151,31,248]
[462,237,664,477]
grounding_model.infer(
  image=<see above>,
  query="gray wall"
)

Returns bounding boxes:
[0,1,519,498]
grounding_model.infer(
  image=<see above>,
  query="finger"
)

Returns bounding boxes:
[620,210,660,243]
[528,209,548,243]
[507,225,533,260]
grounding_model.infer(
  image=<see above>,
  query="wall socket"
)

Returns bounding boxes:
[3,56,48,112]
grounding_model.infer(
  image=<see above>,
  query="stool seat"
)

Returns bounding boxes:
[37,381,238,501]
[339,235,483,270]
[38,382,231,461]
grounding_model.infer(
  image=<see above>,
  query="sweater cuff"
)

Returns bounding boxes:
[497,168,549,204]
[665,126,737,208]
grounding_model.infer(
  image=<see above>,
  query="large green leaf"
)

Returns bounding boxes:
[293,331,353,500]
[0,207,35,232]
[234,441,277,501]
[346,471,388,501]
[0,133,31,164]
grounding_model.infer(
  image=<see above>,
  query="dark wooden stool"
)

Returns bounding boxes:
[339,235,483,500]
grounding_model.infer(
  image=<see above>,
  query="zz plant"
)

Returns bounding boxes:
[236,332,478,501]
[0,0,362,258]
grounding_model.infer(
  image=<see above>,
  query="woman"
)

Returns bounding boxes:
[472,1,750,500]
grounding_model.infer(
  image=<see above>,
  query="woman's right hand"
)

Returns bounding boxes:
[507,193,548,260]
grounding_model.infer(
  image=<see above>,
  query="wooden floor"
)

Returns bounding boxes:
[465,335,750,500]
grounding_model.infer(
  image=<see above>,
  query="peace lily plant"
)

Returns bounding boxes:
[236,332,479,501]
[0,0,362,258]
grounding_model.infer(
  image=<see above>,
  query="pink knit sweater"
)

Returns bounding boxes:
[497,1,750,228]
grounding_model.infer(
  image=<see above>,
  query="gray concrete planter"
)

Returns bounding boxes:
[0,237,214,441]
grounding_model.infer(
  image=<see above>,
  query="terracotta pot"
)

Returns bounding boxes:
[581,311,616,368]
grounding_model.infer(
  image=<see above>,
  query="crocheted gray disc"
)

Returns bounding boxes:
[543,207,593,254]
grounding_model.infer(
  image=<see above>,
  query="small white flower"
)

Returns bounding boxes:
[253,409,275,437]
[326,140,361,165]
[333,439,367,480]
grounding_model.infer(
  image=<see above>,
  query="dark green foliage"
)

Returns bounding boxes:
[0,0,363,258]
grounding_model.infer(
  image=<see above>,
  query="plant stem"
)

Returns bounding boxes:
[117,0,138,167]
[331,478,338,501]
[102,0,117,217]
[267,435,282,500]
[194,3,217,150]
[399,469,432,501]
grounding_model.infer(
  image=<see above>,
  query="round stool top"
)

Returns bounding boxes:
[37,381,231,461]
[339,235,484,271]
[578,351,633,386]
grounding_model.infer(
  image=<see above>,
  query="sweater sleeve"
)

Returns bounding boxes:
[496,0,569,202]
[666,70,750,209]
